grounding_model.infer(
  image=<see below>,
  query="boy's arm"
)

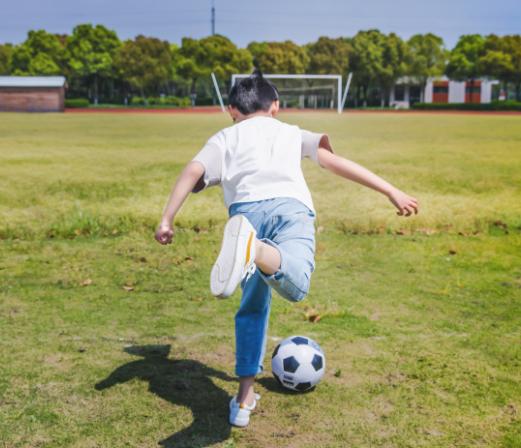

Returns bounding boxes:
[155,161,205,244]
[317,144,419,216]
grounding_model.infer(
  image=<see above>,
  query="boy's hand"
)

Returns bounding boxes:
[387,188,419,217]
[155,223,174,245]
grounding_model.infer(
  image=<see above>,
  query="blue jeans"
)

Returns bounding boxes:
[229,197,316,377]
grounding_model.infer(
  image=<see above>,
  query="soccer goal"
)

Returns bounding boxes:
[230,74,346,113]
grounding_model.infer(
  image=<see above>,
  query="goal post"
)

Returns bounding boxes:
[230,74,344,113]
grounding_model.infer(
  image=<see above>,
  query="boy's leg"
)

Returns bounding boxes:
[258,215,316,302]
[254,239,281,275]
[217,208,269,426]
[236,376,255,405]
[235,269,272,382]
[231,268,270,425]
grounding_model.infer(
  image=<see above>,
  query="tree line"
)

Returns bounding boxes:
[0,25,520,105]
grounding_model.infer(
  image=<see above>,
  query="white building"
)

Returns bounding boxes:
[390,76,499,109]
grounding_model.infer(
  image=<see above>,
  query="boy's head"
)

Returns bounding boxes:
[228,70,279,120]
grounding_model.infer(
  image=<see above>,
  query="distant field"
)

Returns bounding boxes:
[0,112,520,447]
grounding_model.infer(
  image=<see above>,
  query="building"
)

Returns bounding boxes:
[0,76,67,112]
[390,76,499,109]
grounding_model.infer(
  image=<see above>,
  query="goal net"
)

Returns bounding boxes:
[230,74,344,113]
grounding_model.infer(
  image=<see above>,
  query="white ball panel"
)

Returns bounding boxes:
[271,336,325,391]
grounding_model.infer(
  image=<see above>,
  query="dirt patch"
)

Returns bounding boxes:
[237,411,336,448]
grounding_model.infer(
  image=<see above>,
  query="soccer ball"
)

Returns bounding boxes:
[271,335,325,392]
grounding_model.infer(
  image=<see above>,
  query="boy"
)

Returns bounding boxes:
[155,71,418,427]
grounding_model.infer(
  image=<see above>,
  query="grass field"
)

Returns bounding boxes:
[0,111,520,448]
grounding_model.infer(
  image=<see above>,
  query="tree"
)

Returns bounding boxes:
[349,30,409,107]
[170,44,191,96]
[446,34,486,100]
[407,33,446,102]
[114,35,172,99]
[349,30,386,106]
[247,40,309,74]
[10,30,66,75]
[479,35,513,96]
[306,37,352,75]
[377,32,409,106]
[176,35,252,95]
[480,34,521,101]
[503,35,521,100]
[0,44,13,75]
[66,24,121,103]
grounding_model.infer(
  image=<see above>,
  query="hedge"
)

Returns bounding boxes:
[65,98,90,108]
[411,101,521,111]
[130,96,192,107]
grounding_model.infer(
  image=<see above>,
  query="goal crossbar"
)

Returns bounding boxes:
[274,85,335,93]
[231,74,343,113]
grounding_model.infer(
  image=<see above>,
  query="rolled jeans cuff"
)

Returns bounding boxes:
[257,238,309,302]
[236,363,263,377]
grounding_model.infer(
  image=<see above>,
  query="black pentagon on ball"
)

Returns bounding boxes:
[295,381,312,391]
[311,354,323,371]
[283,356,300,373]
[291,336,309,345]
[271,344,280,359]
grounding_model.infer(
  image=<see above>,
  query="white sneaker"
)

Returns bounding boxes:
[210,215,257,298]
[229,393,261,427]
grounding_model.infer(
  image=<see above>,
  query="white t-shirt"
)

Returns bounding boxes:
[192,116,326,213]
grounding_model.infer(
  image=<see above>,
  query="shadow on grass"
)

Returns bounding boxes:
[95,344,234,448]
[257,376,316,395]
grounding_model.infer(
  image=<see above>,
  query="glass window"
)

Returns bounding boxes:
[433,86,448,94]
[409,86,421,104]
[394,85,405,101]
[465,86,481,94]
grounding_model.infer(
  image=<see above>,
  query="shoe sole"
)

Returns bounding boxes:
[210,215,255,298]
[230,417,249,427]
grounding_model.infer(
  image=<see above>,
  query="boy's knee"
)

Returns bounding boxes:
[263,259,313,303]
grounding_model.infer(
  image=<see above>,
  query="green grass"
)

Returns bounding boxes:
[0,112,520,447]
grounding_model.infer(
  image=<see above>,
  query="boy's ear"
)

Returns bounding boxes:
[270,100,280,116]
[228,105,240,122]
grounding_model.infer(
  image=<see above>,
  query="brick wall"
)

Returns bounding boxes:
[0,87,65,112]
[432,81,449,103]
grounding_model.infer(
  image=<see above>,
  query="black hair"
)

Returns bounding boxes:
[228,70,279,115]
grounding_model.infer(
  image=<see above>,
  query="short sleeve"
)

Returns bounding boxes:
[301,129,330,163]
[191,132,225,193]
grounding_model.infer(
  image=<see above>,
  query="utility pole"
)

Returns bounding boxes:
[211,0,216,35]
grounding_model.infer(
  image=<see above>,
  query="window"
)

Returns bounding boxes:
[433,85,448,94]
[465,86,481,94]
[394,85,405,101]
[409,86,421,104]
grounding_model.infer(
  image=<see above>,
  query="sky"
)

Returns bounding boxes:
[1,0,520,49]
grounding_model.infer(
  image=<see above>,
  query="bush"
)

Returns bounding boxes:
[195,96,216,106]
[164,96,191,107]
[492,100,521,111]
[411,101,521,111]
[129,96,191,107]
[130,97,146,106]
[65,98,89,108]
